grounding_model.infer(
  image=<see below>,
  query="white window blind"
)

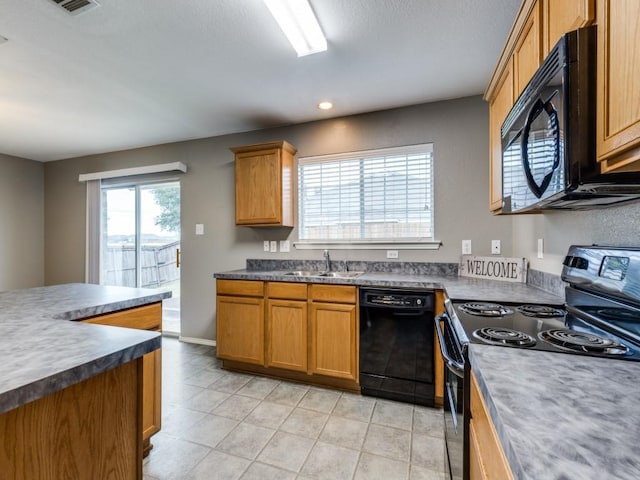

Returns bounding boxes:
[298,144,434,242]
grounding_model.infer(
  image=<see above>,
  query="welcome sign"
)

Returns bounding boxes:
[459,255,527,283]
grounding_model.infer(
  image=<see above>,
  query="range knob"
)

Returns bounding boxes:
[416,299,422,305]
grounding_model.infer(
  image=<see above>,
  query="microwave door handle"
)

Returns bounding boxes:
[434,314,465,377]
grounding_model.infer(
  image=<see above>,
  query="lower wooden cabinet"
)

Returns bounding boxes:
[469,371,514,480]
[83,302,162,456]
[216,279,359,388]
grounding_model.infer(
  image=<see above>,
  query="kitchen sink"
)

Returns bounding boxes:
[282,270,364,278]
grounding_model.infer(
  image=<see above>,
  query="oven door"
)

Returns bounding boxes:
[436,313,465,480]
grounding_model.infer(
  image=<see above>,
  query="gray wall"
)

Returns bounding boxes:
[44,96,512,341]
[512,201,640,275]
[0,153,44,290]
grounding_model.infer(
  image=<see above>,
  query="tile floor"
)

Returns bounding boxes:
[144,337,446,480]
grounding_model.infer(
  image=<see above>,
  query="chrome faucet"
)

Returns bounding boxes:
[323,249,331,272]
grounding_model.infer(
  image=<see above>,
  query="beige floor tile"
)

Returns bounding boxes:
[180,413,238,448]
[244,401,294,430]
[300,441,360,480]
[216,422,276,460]
[240,462,296,480]
[413,407,444,438]
[372,399,414,431]
[264,383,309,406]
[363,424,412,462]
[183,367,227,388]
[319,416,368,450]
[298,387,341,413]
[212,394,260,421]
[411,433,445,472]
[354,452,410,480]
[236,377,280,400]
[185,450,250,480]
[279,407,329,439]
[183,388,231,413]
[144,433,211,479]
[332,392,376,422]
[409,464,446,480]
[257,431,315,472]
[210,373,252,393]
[161,404,208,437]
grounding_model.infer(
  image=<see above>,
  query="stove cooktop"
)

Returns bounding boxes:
[453,301,640,361]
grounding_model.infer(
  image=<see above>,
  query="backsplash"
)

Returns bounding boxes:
[526,269,566,298]
[245,259,459,276]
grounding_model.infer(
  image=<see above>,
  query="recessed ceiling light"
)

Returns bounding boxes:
[264,0,327,57]
[318,101,333,110]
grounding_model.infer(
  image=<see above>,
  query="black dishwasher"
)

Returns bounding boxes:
[359,288,435,406]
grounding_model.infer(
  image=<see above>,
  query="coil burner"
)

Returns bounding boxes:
[473,327,536,347]
[538,329,628,356]
[459,302,512,317]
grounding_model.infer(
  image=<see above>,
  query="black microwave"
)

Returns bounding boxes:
[500,26,640,213]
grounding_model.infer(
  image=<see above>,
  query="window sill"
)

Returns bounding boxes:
[293,241,442,250]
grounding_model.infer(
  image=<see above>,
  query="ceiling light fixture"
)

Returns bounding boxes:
[264,0,327,57]
[317,101,333,110]
[0,36,8,45]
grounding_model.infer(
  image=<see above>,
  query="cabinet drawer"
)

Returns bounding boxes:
[310,284,357,304]
[217,279,264,297]
[83,303,162,330]
[267,282,308,300]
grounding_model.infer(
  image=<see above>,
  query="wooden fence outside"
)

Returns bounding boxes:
[102,240,180,288]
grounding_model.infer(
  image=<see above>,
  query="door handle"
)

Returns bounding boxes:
[176,248,180,268]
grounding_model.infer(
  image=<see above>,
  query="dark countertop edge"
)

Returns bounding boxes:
[468,346,525,480]
[0,333,161,416]
[53,292,172,321]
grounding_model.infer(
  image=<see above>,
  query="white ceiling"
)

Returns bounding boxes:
[0,0,520,162]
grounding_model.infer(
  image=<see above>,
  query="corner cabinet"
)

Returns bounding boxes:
[469,372,514,480]
[596,0,640,172]
[231,141,297,227]
[82,302,162,457]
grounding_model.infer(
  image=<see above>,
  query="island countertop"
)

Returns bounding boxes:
[0,283,170,415]
[469,344,640,479]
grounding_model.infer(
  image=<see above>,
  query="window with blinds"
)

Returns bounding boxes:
[297,144,434,242]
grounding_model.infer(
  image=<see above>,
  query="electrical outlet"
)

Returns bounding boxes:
[462,240,472,255]
[280,240,290,253]
[537,238,544,259]
[263,241,270,252]
[491,240,501,255]
[270,241,277,253]
[386,250,399,259]
[195,224,204,235]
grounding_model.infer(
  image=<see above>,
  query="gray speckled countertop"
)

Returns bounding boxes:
[214,269,565,305]
[470,345,640,479]
[0,283,170,415]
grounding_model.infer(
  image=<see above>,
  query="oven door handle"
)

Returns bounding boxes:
[435,314,465,377]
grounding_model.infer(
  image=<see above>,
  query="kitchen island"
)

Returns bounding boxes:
[0,283,169,480]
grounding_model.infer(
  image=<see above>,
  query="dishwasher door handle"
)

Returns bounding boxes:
[435,314,465,377]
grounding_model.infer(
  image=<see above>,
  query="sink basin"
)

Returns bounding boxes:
[318,271,365,278]
[283,270,325,277]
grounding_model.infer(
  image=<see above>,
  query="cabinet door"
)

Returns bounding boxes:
[513,1,543,97]
[488,63,514,212]
[596,0,640,171]
[142,338,161,444]
[216,296,265,365]
[310,302,357,380]
[267,299,308,372]
[235,148,282,225]
[543,0,594,54]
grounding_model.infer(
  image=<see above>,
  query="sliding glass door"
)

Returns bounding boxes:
[101,181,181,334]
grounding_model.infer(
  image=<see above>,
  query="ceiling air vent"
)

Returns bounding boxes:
[49,0,100,15]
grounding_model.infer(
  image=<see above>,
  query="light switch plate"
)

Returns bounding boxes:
[280,240,290,253]
[537,238,544,259]
[386,250,399,259]
[195,223,204,235]
[462,240,472,255]
[270,241,277,253]
[263,241,270,252]
[491,240,501,255]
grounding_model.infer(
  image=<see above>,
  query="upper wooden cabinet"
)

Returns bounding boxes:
[542,0,595,54]
[231,141,297,227]
[513,1,543,98]
[596,0,640,172]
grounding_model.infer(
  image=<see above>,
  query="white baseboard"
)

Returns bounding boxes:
[178,335,216,347]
